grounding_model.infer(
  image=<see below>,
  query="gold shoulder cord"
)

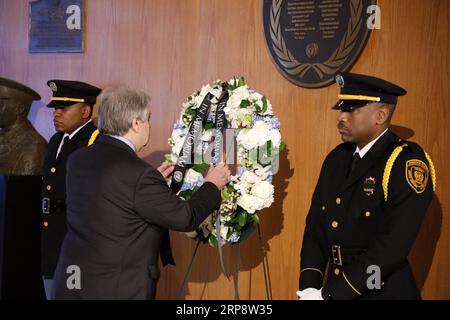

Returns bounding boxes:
[88,129,100,146]
[425,152,437,192]
[382,144,408,202]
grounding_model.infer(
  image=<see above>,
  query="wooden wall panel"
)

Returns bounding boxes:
[0,0,448,299]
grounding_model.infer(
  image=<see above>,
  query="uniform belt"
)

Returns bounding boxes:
[42,197,66,214]
[331,245,365,266]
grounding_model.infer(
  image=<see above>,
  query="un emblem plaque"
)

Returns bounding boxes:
[263,0,376,88]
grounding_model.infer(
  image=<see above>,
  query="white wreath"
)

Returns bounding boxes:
[166,77,284,246]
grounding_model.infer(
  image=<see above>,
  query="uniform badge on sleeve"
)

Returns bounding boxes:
[406,159,429,194]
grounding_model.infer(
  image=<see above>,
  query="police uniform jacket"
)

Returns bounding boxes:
[41,121,97,277]
[299,130,435,299]
[52,134,221,300]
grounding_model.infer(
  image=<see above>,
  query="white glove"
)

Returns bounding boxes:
[296,288,324,300]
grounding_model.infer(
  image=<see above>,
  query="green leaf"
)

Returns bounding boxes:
[261,96,268,114]
[238,77,245,87]
[257,141,272,166]
[279,141,287,151]
[240,99,251,108]
[204,122,214,130]
[251,214,260,225]
[267,140,272,158]
[239,223,256,241]
[179,190,192,200]
[192,162,209,173]
[209,235,218,247]
[238,212,247,227]
[221,187,231,200]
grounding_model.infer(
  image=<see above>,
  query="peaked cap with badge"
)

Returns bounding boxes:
[46,80,102,108]
[333,73,407,112]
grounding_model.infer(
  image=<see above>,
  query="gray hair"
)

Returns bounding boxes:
[98,85,151,136]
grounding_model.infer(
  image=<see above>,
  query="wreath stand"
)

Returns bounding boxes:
[177,224,272,300]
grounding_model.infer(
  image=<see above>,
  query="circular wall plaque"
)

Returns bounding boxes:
[263,0,376,88]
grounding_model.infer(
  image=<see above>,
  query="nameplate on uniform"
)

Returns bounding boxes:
[29,0,85,53]
[262,0,376,88]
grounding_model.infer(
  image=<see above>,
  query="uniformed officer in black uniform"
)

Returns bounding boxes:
[41,80,101,299]
[298,73,436,300]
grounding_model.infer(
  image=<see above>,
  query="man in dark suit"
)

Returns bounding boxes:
[41,80,101,298]
[52,85,230,299]
[298,73,436,300]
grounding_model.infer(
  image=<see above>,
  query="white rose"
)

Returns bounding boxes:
[237,121,271,149]
[237,193,257,214]
[183,168,203,184]
[269,129,281,147]
[228,85,250,108]
[253,120,268,131]
[237,129,259,149]
[241,171,260,184]
[252,165,271,180]
[251,181,274,201]
[228,93,243,109]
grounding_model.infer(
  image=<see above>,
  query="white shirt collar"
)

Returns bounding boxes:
[108,135,136,152]
[56,120,93,159]
[354,128,389,159]
[63,119,93,140]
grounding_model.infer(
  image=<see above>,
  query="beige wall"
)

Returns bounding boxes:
[0,0,448,299]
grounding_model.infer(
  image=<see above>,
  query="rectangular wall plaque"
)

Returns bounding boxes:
[29,0,85,53]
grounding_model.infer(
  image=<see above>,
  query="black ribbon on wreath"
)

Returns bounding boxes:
[170,84,226,193]
[166,84,228,269]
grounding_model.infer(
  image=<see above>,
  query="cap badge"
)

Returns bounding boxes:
[49,82,58,92]
[335,74,345,88]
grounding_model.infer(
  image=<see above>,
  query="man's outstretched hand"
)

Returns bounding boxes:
[205,163,231,190]
[157,163,176,179]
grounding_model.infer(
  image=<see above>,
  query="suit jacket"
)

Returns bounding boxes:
[299,130,434,299]
[41,121,97,277]
[52,135,221,300]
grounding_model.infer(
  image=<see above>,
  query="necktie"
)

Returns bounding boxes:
[349,152,361,175]
[57,136,70,159]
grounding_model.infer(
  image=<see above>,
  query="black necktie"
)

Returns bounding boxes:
[349,152,361,175]
[57,136,70,159]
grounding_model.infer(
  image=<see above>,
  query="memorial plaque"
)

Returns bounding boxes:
[263,0,376,88]
[29,0,85,53]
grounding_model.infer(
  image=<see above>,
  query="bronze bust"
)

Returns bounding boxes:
[0,77,47,175]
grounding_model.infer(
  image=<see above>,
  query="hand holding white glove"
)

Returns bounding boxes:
[296,288,324,300]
